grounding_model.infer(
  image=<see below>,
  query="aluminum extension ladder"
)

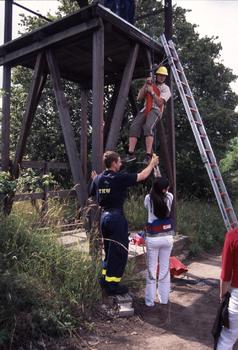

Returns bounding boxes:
[160,33,238,231]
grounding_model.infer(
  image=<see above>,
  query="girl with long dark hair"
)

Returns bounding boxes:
[144,176,174,307]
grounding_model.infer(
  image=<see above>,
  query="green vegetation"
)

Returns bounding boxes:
[125,193,227,255]
[0,205,101,348]
[9,0,238,195]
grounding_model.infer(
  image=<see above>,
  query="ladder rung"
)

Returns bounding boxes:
[214,177,222,181]
[220,192,226,197]
[226,207,232,212]
[200,134,207,139]
[190,107,197,113]
[181,81,188,87]
[177,68,183,74]
[185,94,192,99]
[194,120,202,125]
[210,163,217,167]
[205,148,211,152]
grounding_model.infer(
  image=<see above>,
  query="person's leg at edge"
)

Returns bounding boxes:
[145,135,154,155]
[128,136,138,153]
[99,212,110,287]
[157,236,173,304]
[217,288,238,350]
[143,109,160,162]
[145,237,159,307]
[104,214,129,295]
[124,111,145,162]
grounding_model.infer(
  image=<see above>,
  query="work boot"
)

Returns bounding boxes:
[142,153,152,164]
[99,277,106,289]
[105,283,129,296]
[123,153,136,163]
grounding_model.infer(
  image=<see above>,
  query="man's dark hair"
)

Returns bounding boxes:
[103,151,120,168]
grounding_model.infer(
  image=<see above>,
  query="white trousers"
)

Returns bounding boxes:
[145,235,173,306]
[217,288,238,350]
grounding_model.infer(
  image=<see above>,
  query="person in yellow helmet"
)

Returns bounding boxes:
[124,66,171,164]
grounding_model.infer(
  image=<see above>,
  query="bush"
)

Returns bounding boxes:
[0,210,101,348]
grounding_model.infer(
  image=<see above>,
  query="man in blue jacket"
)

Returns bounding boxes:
[91,151,158,295]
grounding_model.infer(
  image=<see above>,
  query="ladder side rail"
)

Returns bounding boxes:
[160,34,238,229]
[171,63,233,227]
[197,124,237,222]
[203,162,232,230]
[169,60,211,162]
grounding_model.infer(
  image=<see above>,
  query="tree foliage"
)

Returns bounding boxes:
[9,0,238,196]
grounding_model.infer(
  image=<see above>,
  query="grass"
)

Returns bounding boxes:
[1,193,236,347]
[176,198,225,255]
[0,204,102,348]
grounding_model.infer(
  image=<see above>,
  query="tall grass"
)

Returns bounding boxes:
[176,199,225,255]
[0,206,101,348]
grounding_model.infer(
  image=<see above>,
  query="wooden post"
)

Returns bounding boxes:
[104,83,120,147]
[41,161,49,214]
[13,53,46,178]
[1,0,13,171]
[106,44,139,150]
[80,89,88,177]
[46,50,88,207]
[92,25,104,173]
[165,0,176,226]
[128,86,139,117]
[156,119,173,186]
[146,48,173,186]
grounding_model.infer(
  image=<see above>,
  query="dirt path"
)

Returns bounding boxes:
[84,253,238,350]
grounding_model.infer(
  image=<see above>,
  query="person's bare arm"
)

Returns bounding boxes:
[220,279,230,300]
[137,155,159,182]
[137,77,152,101]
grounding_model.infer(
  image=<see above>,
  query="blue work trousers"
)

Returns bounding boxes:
[100,209,129,286]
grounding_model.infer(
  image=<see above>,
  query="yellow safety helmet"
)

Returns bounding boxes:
[156,66,168,76]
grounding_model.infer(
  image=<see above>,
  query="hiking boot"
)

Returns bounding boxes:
[123,153,136,163]
[105,283,129,296]
[142,153,152,164]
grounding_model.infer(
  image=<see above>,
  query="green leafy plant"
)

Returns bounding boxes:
[0,172,17,195]
[17,168,58,193]
[0,207,101,348]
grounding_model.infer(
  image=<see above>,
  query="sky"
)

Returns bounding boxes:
[0,0,238,94]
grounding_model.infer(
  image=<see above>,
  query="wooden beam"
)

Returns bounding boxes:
[46,49,88,207]
[14,189,76,202]
[21,160,70,170]
[106,43,139,150]
[165,0,176,226]
[104,83,120,147]
[128,86,139,117]
[1,0,13,171]
[156,119,173,188]
[12,53,46,178]
[92,25,104,173]
[0,18,100,66]
[80,89,88,177]
[1,65,11,171]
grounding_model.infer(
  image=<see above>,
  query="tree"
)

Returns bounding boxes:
[220,137,238,197]
[9,0,238,196]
